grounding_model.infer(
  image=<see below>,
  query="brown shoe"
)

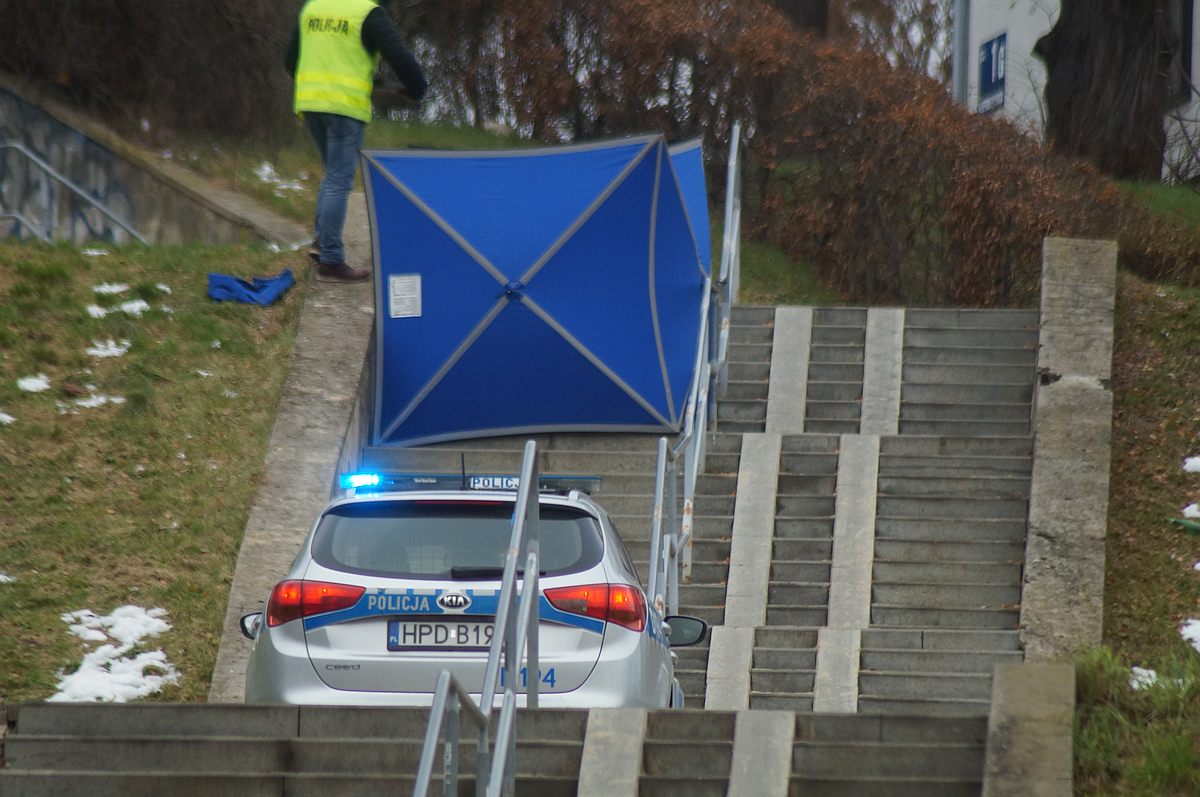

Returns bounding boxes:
[316,261,370,283]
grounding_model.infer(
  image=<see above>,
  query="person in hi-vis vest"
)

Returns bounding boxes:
[286,0,426,282]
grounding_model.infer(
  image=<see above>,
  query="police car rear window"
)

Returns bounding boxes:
[312,500,604,579]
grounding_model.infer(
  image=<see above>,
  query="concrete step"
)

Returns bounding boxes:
[756,627,820,648]
[672,646,710,669]
[856,695,992,717]
[638,776,726,797]
[871,606,1018,629]
[902,363,1034,385]
[721,380,769,401]
[788,775,980,796]
[635,560,728,584]
[749,693,815,711]
[873,517,1026,543]
[776,496,837,516]
[904,308,1038,329]
[876,455,1032,476]
[902,346,1036,366]
[613,515,732,541]
[728,361,769,382]
[731,305,776,325]
[674,668,708,696]
[879,436,1032,458]
[871,582,1021,607]
[751,668,816,693]
[712,419,764,435]
[905,328,1037,348]
[803,419,860,434]
[728,342,771,363]
[861,648,1023,674]
[753,647,818,670]
[809,345,865,364]
[702,452,741,474]
[778,453,840,474]
[770,562,832,582]
[730,322,773,344]
[708,433,745,454]
[766,606,829,626]
[3,737,581,777]
[792,741,984,779]
[807,363,864,382]
[774,518,836,538]
[716,400,767,423]
[647,709,737,740]
[874,539,1025,563]
[805,381,862,402]
[792,713,988,743]
[872,561,1022,585]
[878,474,1030,498]
[768,582,830,606]
[780,435,842,455]
[860,628,1021,651]
[771,539,834,560]
[875,496,1028,520]
[899,402,1031,422]
[776,473,839,494]
[899,419,1031,436]
[902,382,1034,404]
[804,401,861,421]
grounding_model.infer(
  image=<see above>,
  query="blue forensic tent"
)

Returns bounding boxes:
[362,134,710,447]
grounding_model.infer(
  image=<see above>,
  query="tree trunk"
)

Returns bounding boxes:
[1034,0,1175,180]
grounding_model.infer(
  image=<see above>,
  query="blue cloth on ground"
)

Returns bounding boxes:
[207,269,295,306]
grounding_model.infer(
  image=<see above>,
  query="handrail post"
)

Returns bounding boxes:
[444,696,460,797]
[648,437,669,608]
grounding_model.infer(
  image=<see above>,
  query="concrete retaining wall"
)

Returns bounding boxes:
[0,74,297,247]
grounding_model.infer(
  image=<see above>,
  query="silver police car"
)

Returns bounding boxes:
[240,475,707,707]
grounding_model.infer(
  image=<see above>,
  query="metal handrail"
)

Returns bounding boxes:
[413,440,541,797]
[0,141,148,244]
[649,122,743,618]
[413,671,491,797]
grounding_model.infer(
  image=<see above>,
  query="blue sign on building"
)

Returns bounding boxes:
[979,33,1006,113]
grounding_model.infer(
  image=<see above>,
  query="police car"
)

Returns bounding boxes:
[240,472,707,707]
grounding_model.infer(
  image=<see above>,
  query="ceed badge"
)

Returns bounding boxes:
[437,591,471,612]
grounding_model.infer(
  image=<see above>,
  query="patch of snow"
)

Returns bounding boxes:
[75,395,126,409]
[156,283,172,295]
[222,389,239,399]
[1182,619,1200,654]
[267,241,281,253]
[1130,666,1158,689]
[86,305,108,318]
[0,573,15,583]
[93,283,129,295]
[18,374,50,392]
[254,161,280,183]
[81,249,110,258]
[0,411,14,425]
[1184,504,1200,519]
[1185,457,1200,473]
[118,300,150,317]
[161,149,173,160]
[211,340,222,349]
[195,370,213,378]
[50,606,180,703]
[85,339,131,358]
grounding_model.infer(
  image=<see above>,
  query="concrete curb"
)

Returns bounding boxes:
[983,663,1075,797]
[728,710,794,797]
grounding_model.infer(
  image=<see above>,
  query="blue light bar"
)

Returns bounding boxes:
[337,471,601,495]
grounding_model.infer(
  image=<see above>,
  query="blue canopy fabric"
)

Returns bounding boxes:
[363,134,710,447]
[668,138,712,275]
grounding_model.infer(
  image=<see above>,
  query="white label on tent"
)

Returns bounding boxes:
[389,274,422,318]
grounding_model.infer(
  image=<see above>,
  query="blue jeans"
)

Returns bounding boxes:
[304,112,366,265]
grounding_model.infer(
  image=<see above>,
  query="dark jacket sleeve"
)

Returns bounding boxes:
[361,7,427,101]
[284,26,299,76]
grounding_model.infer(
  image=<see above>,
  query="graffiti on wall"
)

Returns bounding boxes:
[0,87,137,244]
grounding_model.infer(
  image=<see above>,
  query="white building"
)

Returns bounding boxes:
[954,0,1199,176]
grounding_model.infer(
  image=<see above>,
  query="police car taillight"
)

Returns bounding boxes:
[544,584,646,632]
[266,579,365,627]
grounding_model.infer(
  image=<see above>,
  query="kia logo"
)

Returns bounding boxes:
[437,592,471,611]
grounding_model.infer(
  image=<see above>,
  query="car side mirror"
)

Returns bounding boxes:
[664,615,707,647]
[240,612,263,640]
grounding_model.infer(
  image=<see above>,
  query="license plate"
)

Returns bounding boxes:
[387,619,495,650]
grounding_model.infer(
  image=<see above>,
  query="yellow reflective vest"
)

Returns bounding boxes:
[294,0,380,122]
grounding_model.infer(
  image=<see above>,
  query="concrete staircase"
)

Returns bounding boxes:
[1,303,1048,796]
